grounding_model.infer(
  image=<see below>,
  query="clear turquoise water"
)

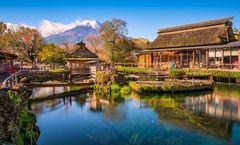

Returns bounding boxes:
[30,84,240,145]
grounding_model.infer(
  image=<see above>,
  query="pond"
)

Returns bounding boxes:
[30,84,240,145]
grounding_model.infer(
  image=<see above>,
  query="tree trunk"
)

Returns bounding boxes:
[32,59,37,69]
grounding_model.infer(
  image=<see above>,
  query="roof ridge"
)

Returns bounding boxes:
[158,16,234,33]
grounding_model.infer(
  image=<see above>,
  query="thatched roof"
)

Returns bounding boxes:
[66,42,98,59]
[148,17,237,49]
[136,40,240,55]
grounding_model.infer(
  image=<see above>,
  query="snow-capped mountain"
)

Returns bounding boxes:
[39,19,101,37]
[44,20,101,45]
[6,23,35,32]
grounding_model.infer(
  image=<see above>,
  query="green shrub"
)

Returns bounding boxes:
[169,70,186,77]
[94,83,111,95]
[96,71,112,84]
[120,86,131,95]
[129,82,142,93]
[184,69,240,79]
[129,81,212,94]
[117,66,155,74]
[49,69,66,73]
[7,90,21,106]
[110,84,121,93]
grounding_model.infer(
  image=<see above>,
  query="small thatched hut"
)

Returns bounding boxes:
[65,42,99,76]
[137,17,240,70]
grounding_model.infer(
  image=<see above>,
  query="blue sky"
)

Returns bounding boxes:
[0,0,239,40]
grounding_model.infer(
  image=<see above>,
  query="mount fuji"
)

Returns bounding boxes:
[43,19,101,45]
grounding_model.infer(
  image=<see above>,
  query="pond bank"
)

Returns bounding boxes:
[0,87,39,145]
[129,80,213,94]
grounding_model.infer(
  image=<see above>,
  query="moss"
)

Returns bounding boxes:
[16,110,39,145]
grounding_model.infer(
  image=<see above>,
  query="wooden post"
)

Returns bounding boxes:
[160,52,163,70]
[69,62,72,83]
[151,52,153,68]
[199,49,201,68]
[9,79,13,89]
[144,54,146,67]
[214,48,217,61]
[222,49,224,69]
[192,50,195,69]
[180,51,183,68]
[168,52,170,63]
[187,51,189,68]
[214,48,217,69]
[206,49,209,69]
[238,49,240,70]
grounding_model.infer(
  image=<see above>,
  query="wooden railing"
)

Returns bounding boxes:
[114,62,240,71]
[1,68,50,89]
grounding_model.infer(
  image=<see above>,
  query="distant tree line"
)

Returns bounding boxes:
[0,22,65,68]
[87,18,149,64]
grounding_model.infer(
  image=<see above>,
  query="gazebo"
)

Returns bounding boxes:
[65,42,99,81]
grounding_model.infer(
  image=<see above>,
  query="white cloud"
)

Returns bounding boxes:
[38,19,100,37]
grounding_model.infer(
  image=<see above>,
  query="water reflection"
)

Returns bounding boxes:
[129,84,240,141]
[31,83,68,99]
[30,84,240,145]
[184,84,240,122]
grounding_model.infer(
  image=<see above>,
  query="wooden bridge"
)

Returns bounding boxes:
[1,68,95,89]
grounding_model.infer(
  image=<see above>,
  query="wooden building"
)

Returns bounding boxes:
[65,42,99,79]
[0,50,19,74]
[137,17,240,70]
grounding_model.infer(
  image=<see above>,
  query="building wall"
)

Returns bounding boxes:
[138,48,240,70]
